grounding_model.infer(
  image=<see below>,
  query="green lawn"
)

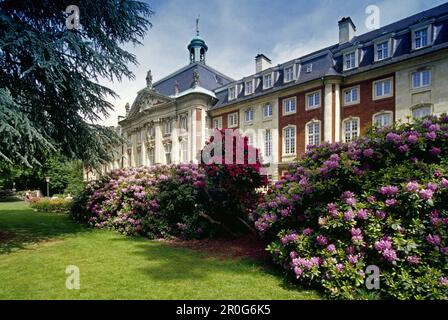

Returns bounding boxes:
[0,201,319,300]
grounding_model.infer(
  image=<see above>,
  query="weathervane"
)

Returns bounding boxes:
[196,14,200,36]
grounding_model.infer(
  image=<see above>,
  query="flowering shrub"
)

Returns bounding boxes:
[29,197,72,213]
[255,115,448,299]
[71,131,267,239]
[199,129,268,235]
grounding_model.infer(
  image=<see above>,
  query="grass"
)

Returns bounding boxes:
[0,201,320,300]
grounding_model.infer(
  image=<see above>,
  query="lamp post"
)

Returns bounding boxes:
[45,176,50,197]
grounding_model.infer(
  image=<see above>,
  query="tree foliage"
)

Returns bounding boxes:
[0,0,153,168]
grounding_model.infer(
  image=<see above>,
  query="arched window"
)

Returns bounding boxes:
[411,104,432,120]
[373,111,393,128]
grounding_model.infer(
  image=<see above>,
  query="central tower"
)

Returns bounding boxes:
[188,16,208,64]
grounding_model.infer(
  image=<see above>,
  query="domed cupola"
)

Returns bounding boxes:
[188,17,208,64]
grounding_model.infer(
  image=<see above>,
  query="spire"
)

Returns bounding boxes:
[188,16,208,64]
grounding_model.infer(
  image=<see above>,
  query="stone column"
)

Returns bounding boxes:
[324,83,333,142]
[334,83,341,142]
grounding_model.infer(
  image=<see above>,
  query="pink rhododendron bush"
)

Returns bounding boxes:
[70,131,267,239]
[255,115,448,299]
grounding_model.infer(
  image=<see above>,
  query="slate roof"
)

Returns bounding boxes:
[153,62,234,97]
[211,2,448,110]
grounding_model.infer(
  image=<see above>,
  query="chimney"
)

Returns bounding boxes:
[338,17,356,45]
[255,54,272,73]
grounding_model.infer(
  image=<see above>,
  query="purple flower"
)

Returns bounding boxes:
[426,182,438,192]
[316,235,329,246]
[441,178,448,188]
[336,263,345,272]
[439,277,448,286]
[303,228,314,236]
[398,144,409,153]
[407,134,418,144]
[441,247,448,255]
[374,238,392,252]
[426,131,437,141]
[430,147,441,156]
[348,254,359,265]
[294,267,303,277]
[379,185,399,196]
[418,189,434,200]
[345,197,357,207]
[406,255,420,265]
[426,234,441,246]
[367,195,377,204]
[356,209,369,220]
[363,148,374,157]
[290,251,298,260]
[406,181,419,193]
[386,132,402,144]
[281,233,298,244]
[385,199,397,207]
[327,244,336,253]
[344,211,354,221]
[382,248,397,262]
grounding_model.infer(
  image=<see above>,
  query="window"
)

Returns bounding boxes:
[127,134,132,146]
[263,103,273,118]
[228,113,238,128]
[136,147,142,167]
[283,97,296,115]
[165,144,172,164]
[373,112,393,128]
[414,27,429,50]
[163,121,172,135]
[228,86,236,100]
[180,116,188,131]
[376,41,389,61]
[412,105,432,120]
[307,122,321,147]
[283,126,296,155]
[245,80,254,95]
[264,129,272,158]
[147,126,155,139]
[181,140,188,163]
[343,118,359,143]
[244,108,254,122]
[137,130,143,144]
[148,148,155,165]
[246,133,254,146]
[412,70,431,89]
[284,66,294,82]
[343,86,359,105]
[263,73,273,89]
[306,91,321,110]
[373,78,393,99]
[213,117,222,129]
[305,64,313,73]
[344,51,357,70]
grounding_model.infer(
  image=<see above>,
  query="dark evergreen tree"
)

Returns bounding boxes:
[0,0,153,169]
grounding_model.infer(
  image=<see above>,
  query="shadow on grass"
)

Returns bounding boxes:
[108,236,318,298]
[0,201,91,254]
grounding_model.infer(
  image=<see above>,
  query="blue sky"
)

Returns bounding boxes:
[98,0,447,126]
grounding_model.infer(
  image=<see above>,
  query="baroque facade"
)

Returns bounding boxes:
[86,3,448,181]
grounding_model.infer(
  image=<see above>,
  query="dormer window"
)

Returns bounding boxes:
[284,66,294,83]
[245,79,254,95]
[305,64,313,73]
[228,86,236,100]
[344,51,358,70]
[263,73,273,89]
[375,40,390,61]
[413,27,431,50]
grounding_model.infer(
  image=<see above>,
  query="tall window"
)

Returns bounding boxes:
[228,86,236,100]
[263,103,273,118]
[180,116,188,131]
[148,148,155,165]
[181,141,188,163]
[264,130,272,158]
[284,66,294,82]
[228,113,238,128]
[414,28,429,49]
[373,78,392,99]
[412,105,432,120]
[344,51,357,70]
[147,126,155,139]
[307,122,321,147]
[344,119,359,143]
[163,121,172,135]
[343,87,359,105]
[374,112,392,128]
[137,130,143,144]
[245,80,253,95]
[213,117,222,129]
[306,91,320,109]
[412,70,431,89]
[283,97,296,114]
[263,73,273,89]
[376,41,389,61]
[165,144,172,164]
[127,149,132,167]
[283,126,296,155]
[245,108,254,122]
[136,147,142,167]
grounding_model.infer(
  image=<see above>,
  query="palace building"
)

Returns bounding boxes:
[86,3,448,181]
